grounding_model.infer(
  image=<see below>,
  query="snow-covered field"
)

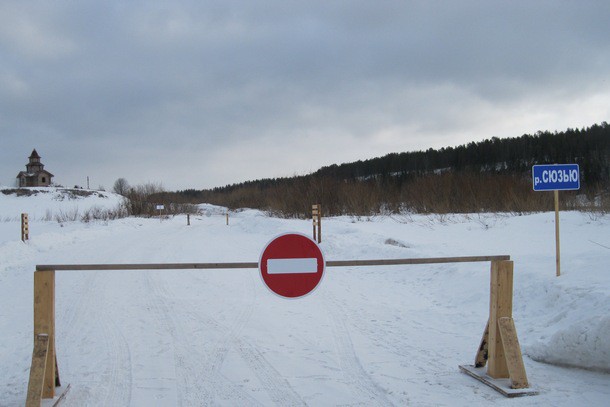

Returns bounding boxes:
[1,188,609,406]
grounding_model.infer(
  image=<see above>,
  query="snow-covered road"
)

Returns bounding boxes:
[1,197,609,406]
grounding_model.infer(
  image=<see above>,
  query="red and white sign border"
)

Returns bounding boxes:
[258,232,326,299]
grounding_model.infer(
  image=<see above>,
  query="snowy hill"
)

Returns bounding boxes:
[0,195,608,405]
[0,187,124,221]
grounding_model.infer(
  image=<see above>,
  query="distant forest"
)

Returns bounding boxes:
[166,122,610,216]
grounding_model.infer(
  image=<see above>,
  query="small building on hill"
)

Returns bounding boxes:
[16,149,54,187]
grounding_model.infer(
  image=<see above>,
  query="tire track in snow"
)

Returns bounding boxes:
[143,272,263,406]
[324,293,394,406]
[234,340,306,407]
[142,273,215,406]
[147,271,305,406]
[58,272,132,407]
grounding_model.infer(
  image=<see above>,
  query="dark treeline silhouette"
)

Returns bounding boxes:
[166,122,610,216]
[313,122,609,187]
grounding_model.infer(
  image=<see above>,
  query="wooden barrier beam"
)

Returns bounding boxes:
[31,254,532,400]
[36,255,511,271]
[327,256,510,267]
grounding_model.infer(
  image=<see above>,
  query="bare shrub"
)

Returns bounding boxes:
[168,171,607,218]
[80,205,129,222]
[113,178,130,196]
[54,208,80,223]
[1,188,38,197]
[124,183,201,217]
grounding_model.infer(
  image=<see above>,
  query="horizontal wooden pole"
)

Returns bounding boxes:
[36,255,509,272]
[326,256,510,267]
[36,262,259,271]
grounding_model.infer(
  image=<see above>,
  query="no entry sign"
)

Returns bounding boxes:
[259,232,325,299]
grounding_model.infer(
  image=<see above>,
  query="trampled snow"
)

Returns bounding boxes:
[1,189,609,406]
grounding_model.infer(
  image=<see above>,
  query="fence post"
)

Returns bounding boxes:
[33,270,57,399]
[22,213,29,242]
[312,204,321,243]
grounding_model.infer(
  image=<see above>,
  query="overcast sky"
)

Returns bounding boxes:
[1,1,609,191]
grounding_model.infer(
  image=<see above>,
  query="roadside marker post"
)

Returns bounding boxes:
[312,204,321,243]
[532,164,580,276]
[21,213,29,242]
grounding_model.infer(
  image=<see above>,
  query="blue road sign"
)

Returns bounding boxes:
[532,164,580,191]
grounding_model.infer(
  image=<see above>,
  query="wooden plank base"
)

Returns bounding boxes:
[41,384,71,407]
[459,365,538,398]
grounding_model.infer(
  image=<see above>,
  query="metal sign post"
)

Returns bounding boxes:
[532,164,580,277]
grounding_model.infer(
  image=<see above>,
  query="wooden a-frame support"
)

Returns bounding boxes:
[460,260,537,397]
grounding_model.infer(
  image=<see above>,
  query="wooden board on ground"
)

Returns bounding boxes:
[26,334,49,407]
[41,384,71,407]
[459,365,538,398]
[498,317,529,388]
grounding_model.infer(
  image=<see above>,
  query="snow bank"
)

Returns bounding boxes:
[517,272,610,373]
[527,315,610,372]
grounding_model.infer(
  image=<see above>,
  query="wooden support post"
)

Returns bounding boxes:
[22,213,29,241]
[554,190,561,277]
[25,334,49,407]
[187,214,190,226]
[226,212,229,226]
[317,205,321,243]
[487,260,513,378]
[33,270,57,399]
[312,204,321,243]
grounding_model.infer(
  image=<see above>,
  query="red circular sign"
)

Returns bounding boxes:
[259,232,325,299]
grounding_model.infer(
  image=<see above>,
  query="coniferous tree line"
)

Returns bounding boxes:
[167,122,609,217]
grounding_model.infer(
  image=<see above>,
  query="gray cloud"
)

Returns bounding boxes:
[2,1,609,190]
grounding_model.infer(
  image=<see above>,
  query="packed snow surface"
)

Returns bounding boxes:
[1,190,609,406]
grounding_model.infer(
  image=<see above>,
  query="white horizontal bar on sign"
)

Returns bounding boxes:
[267,258,318,274]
